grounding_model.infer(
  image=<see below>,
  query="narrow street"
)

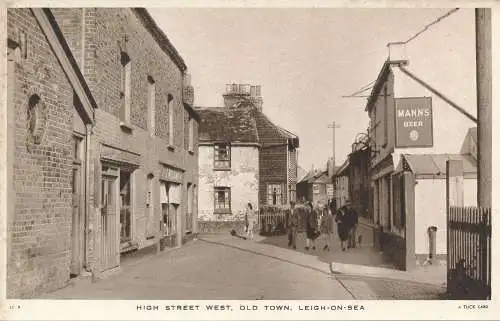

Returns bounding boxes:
[43,231,446,300]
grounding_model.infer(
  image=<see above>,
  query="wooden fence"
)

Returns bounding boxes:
[258,207,289,236]
[447,206,491,299]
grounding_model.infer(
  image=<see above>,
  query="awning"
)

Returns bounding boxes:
[169,183,181,205]
[401,153,477,177]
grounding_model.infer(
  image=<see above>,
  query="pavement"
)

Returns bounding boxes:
[41,230,446,300]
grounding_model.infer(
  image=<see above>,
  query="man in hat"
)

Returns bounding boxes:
[345,200,358,249]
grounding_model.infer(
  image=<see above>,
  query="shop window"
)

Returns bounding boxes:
[214,143,230,169]
[120,170,132,243]
[214,187,231,213]
[186,183,193,232]
[160,181,178,236]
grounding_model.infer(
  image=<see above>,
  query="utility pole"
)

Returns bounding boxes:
[476,8,492,208]
[328,121,340,166]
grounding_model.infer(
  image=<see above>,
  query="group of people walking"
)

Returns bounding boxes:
[287,199,359,252]
[243,199,359,252]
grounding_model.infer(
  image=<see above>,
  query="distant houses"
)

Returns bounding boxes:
[196,84,299,231]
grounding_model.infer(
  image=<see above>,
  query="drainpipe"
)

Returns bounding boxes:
[84,122,92,270]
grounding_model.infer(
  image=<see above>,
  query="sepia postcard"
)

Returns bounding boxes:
[1,0,499,320]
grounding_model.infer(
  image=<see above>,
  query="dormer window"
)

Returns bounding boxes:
[214,143,230,169]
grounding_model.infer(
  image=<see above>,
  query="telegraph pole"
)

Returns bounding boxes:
[476,8,492,208]
[328,121,340,166]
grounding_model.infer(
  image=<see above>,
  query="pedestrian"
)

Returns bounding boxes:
[287,201,299,249]
[346,201,359,249]
[335,202,349,251]
[245,202,256,241]
[320,204,334,251]
[305,202,319,250]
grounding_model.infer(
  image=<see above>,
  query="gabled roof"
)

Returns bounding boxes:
[298,169,329,184]
[335,158,350,177]
[402,154,477,177]
[195,106,259,143]
[33,9,97,124]
[251,108,300,148]
[133,8,187,72]
[196,104,299,148]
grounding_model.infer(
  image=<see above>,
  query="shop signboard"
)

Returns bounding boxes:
[395,97,433,148]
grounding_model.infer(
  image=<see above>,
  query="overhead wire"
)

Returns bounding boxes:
[343,8,461,99]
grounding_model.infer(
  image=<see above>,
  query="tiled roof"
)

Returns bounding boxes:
[298,170,329,184]
[195,107,259,143]
[251,109,300,147]
[196,104,299,147]
[402,154,477,176]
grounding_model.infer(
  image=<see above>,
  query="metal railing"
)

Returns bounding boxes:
[447,206,491,299]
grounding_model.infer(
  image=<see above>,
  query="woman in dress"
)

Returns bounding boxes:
[320,204,334,251]
[305,202,318,250]
[245,203,256,241]
[335,204,349,251]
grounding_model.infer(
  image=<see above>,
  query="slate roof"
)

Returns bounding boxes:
[402,154,477,176]
[195,107,259,143]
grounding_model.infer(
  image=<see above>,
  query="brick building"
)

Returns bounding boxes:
[6,8,199,298]
[196,84,299,228]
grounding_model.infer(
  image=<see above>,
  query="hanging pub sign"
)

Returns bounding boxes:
[395,97,433,148]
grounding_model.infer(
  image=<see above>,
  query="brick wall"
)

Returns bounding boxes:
[83,8,198,272]
[7,8,200,295]
[7,8,75,298]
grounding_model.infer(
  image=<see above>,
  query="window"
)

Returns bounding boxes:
[120,170,132,243]
[147,76,155,136]
[214,143,230,169]
[186,183,193,232]
[146,173,154,235]
[188,118,194,152]
[267,184,283,205]
[214,187,231,213]
[160,181,177,236]
[120,51,131,125]
[383,85,388,146]
[168,95,174,146]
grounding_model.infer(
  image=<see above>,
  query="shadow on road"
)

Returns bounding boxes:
[258,232,397,270]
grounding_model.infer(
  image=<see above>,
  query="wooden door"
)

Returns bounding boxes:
[101,173,119,270]
[70,136,84,277]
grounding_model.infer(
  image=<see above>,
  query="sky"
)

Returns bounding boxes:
[149,8,473,171]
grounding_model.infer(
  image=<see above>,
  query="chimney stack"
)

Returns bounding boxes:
[222,83,263,110]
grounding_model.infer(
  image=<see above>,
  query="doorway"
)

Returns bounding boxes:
[70,135,85,278]
[101,165,120,271]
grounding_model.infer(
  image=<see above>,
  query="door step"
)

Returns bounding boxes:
[68,271,93,287]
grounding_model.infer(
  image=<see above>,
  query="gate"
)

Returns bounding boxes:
[447,206,491,299]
